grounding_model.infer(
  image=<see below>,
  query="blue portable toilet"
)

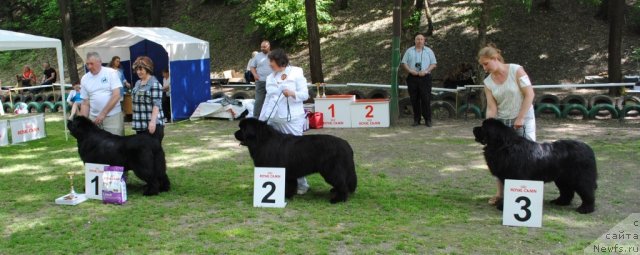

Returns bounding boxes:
[75,27,211,121]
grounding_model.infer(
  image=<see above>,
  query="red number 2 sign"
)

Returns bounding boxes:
[365,105,374,118]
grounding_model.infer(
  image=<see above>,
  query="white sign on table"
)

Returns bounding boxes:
[0,120,8,146]
[350,99,390,128]
[85,163,108,200]
[502,179,544,228]
[253,167,286,208]
[314,95,355,128]
[9,114,46,144]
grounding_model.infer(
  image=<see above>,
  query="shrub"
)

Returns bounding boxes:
[251,0,334,45]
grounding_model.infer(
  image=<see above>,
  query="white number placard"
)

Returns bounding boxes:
[0,120,8,146]
[253,167,286,208]
[9,114,46,144]
[350,99,390,128]
[85,163,108,200]
[502,179,544,228]
[314,95,355,128]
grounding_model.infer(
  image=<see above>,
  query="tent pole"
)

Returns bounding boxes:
[57,45,68,141]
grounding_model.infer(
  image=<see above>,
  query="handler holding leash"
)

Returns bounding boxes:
[258,48,311,195]
[478,43,536,205]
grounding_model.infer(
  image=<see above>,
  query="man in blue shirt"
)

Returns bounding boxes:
[401,33,437,127]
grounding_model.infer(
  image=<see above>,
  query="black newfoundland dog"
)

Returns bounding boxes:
[234,118,357,203]
[67,116,170,196]
[473,118,597,214]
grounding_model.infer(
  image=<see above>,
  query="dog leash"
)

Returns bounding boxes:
[264,91,292,123]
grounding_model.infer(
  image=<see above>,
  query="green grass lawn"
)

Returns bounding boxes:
[1,114,638,254]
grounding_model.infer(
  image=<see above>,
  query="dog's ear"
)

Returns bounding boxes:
[482,118,515,146]
[473,126,486,144]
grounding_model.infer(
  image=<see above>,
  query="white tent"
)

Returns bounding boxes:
[0,29,68,139]
[75,27,211,120]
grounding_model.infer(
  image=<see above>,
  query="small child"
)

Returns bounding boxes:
[66,83,82,120]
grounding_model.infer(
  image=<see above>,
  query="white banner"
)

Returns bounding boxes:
[9,114,46,144]
[0,120,8,146]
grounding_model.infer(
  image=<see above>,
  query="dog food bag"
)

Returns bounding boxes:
[102,166,127,204]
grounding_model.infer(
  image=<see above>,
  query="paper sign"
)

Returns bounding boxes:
[9,114,46,144]
[350,99,390,128]
[503,179,544,228]
[314,95,355,128]
[0,120,8,146]
[85,163,108,200]
[253,167,286,208]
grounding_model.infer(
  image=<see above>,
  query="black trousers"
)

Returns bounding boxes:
[136,124,165,144]
[406,74,432,123]
[162,93,171,122]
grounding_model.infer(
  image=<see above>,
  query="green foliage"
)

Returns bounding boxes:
[630,2,640,34]
[251,0,334,45]
[403,10,422,31]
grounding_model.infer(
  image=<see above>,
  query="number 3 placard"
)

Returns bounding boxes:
[253,167,286,208]
[502,179,544,228]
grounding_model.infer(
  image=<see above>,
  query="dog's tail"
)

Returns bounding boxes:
[156,147,171,192]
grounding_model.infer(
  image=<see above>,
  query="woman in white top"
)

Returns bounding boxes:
[478,44,536,205]
[258,48,311,194]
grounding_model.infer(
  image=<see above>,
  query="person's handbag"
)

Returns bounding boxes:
[308,111,323,129]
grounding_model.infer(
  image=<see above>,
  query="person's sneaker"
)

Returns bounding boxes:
[297,186,309,195]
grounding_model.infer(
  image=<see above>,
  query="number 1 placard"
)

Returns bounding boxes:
[502,179,544,228]
[85,163,108,200]
[253,167,286,208]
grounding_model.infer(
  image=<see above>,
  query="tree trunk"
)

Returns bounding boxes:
[305,0,324,83]
[422,0,434,36]
[475,0,491,84]
[125,0,134,26]
[150,0,161,26]
[607,0,623,96]
[98,0,107,30]
[401,0,415,48]
[57,0,79,84]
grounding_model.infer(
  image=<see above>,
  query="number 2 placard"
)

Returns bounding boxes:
[502,179,544,228]
[253,167,286,208]
[85,163,108,200]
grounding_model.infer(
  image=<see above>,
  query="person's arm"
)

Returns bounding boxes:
[80,83,89,116]
[401,63,418,76]
[80,99,90,117]
[424,64,437,75]
[484,87,497,119]
[47,71,56,83]
[283,69,308,102]
[514,68,535,128]
[148,82,163,134]
[250,67,259,81]
[94,88,121,125]
[66,91,74,105]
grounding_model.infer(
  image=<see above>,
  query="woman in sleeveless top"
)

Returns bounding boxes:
[478,44,536,205]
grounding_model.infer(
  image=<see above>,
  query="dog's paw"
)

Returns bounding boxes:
[576,205,595,214]
[550,198,571,206]
[496,198,504,211]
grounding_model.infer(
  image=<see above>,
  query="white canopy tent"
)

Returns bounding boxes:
[0,29,68,139]
[75,27,211,120]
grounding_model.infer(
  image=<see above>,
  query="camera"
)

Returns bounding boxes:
[414,62,422,71]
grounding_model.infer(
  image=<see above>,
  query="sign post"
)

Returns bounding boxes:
[502,179,544,228]
[253,167,286,208]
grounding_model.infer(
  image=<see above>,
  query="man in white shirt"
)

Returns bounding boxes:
[80,52,124,136]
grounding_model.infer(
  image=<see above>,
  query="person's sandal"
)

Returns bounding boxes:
[488,195,501,205]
